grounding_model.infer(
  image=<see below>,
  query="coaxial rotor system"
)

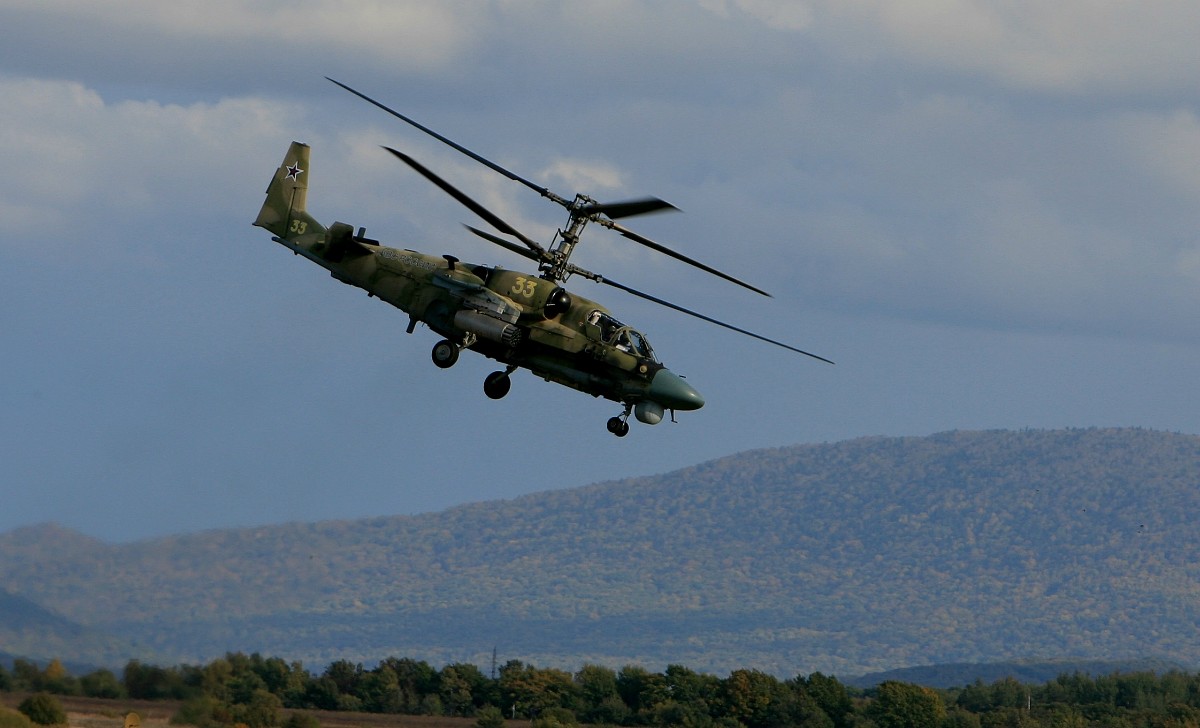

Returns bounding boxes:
[327,77,832,364]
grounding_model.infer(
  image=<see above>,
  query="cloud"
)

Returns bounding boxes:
[1108,109,1200,201]
[0,76,299,250]
[3,0,1200,544]
[4,1,1199,340]
[806,1,1200,95]
[539,159,623,192]
[2,0,471,73]
[698,0,815,31]
[9,1,1200,103]
[5,0,1199,349]
[650,79,1200,342]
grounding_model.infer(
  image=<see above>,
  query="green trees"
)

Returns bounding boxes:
[0,658,122,699]
[576,664,628,724]
[475,706,506,728]
[171,696,229,728]
[441,663,488,716]
[236,690,283,728]
[617,665,667,720]
[80,669,123,699]
[797,673,851,728]
[499,661,578,720]
[8,661,70,695]
[17,694,66,726]
[721,669,785,728]
[379,657,440,714]
[170,685,282,728]
[14,651,1200,728]
[124,659,187,700]
[868,681,946,728]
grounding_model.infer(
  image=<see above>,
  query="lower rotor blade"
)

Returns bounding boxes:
[465,225,542,263]
[383,147,547,257]
[595,275,834,364]
[601,219,772,298]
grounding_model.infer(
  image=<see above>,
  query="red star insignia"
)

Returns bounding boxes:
[284,163,304,181]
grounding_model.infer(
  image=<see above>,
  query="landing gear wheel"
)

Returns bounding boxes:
[483,371,512,399]
[432,340,459,369]
[607,416,630,437]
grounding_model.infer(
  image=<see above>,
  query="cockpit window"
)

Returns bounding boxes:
[587,310,657,361]
[587,310,617,340]
[611,327,655,360]
[624,329,654,360]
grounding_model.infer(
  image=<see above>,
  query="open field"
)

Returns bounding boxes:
[0,695,532,728]
[0,695,177,728]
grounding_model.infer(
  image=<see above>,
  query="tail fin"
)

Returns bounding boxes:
[254,141,326,239]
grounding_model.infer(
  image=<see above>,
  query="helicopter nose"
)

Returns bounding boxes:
[649,368,705,411]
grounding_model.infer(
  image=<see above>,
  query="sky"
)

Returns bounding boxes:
[2,1,1199,543]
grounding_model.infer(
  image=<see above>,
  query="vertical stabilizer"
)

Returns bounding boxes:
[254,141,324,239]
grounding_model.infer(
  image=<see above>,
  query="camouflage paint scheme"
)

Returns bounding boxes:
[254,142,703,434]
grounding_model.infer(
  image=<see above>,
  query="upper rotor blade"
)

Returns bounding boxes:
[579,197,678,220]
[589,272,834,364]
[328,77,568,207]
[599,219,772,298]
[464,225,542,263]
[383,146,547,258]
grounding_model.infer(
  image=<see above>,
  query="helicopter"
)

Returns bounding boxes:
[252,79,832,436]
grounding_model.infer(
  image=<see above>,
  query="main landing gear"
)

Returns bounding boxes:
[606,404,632,438]
[431,339,459,368]
[432,341,517,400]
[484,367,516,399]
[432,338,638,437]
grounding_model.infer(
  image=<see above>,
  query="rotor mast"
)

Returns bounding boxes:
[543,193,599,283]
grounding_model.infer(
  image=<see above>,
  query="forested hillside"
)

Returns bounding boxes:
[0,588,133,669]
[2,428,1198,677]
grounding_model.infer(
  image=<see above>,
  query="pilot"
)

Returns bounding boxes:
[627,330,651,359]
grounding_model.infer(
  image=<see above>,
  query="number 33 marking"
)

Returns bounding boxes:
[510,277,537,298]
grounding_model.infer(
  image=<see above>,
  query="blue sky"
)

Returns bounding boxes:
[3,1,1199,542]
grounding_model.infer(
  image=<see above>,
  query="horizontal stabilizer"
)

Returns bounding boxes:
[322,221,375,261]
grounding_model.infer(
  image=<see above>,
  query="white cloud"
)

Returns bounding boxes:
[680,76,1200,340]
[1178,248,1200,284]
[1108,109,1200,201]
[808,0,1200,94]
[4,0,1200,546]
[3,0,1199,340]
[0,76,297,247]
[540,159,623,192]
[9,0,1200,102]
[698,0,814,31]
[3,0,471,69]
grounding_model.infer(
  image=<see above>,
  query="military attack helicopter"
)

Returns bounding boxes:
[252,78,831,436]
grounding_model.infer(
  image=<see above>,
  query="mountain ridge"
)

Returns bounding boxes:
[2,428,1197,677]
[0,586,136,668]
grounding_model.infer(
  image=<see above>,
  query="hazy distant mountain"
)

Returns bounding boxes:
[2,428,1198,677]
[0,585,134,668]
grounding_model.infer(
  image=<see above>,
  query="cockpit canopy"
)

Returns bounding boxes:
[588,310,657,361]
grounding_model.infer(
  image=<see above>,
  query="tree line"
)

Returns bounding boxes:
[6,654,1200,728]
